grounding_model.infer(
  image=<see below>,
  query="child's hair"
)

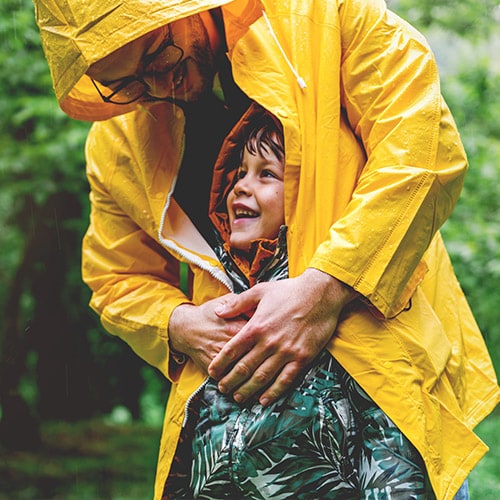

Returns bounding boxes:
[240,112,284,164]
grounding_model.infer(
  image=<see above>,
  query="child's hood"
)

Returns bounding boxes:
[209,101,269,243]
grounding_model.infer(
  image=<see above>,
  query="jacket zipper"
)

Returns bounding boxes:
[159,232,233,291]
[182,378,209,427]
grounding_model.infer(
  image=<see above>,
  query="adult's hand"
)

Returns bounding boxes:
[168,296,248,375]
[207,268,356,406]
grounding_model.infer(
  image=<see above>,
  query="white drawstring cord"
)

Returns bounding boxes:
[261,10,307,90]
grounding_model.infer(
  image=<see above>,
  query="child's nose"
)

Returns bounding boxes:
[234,177,252,195]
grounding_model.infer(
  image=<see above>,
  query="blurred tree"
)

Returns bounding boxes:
[390,0,499,39]
[440,63,500,373]
[0,0,154,449]
[0,0,93,447]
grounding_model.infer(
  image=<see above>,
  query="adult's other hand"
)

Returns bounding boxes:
[168,296,248,375]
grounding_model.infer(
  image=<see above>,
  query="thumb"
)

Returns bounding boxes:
[214,287,262,319]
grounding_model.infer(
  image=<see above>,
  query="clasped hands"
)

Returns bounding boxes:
[169,268,354,406]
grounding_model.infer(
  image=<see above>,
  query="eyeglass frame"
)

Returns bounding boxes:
[90,25,184,105]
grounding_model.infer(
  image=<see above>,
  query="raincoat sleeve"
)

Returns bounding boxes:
[310,0,467,318]
[81,121,190,381]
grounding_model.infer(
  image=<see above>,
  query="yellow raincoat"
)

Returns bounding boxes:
[35,0,499,498]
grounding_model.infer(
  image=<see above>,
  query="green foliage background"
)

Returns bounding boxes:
[0,0,498,497]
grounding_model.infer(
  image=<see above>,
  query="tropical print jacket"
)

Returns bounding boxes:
[34,0,499,498]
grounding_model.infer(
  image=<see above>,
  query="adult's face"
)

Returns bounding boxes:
[87,13,219,104]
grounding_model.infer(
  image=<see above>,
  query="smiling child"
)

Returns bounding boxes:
[163,102,435,499]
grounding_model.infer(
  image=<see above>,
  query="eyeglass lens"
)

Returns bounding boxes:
[94,31,183,104]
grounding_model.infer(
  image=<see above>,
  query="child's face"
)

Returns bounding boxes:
[226,143,285,251]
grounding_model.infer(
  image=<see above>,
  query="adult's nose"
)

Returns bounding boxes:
[143,74,173,99]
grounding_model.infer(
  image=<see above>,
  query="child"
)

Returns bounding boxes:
[163,103,434,499]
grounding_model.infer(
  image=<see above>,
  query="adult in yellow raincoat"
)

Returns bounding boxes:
[34,0,499,498]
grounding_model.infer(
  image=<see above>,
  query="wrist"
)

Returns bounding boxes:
[304,268,357,309]
[168,303,194,356]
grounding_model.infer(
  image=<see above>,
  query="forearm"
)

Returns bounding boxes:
[317,0,468,316]
[85,259,189,379]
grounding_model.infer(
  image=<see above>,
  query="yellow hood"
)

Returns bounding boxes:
[34,0,234,121]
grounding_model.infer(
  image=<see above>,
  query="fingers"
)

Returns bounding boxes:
[219,356,304,406]
[207,327,256,380]
[214,286,262,319]
[211,333,309,406]
[170,299,249,375]
[258,362,302,406]
[217,352,274,401]
[234,357,300,405]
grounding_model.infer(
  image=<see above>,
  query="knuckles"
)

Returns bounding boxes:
[253,368,273,385]
[234,361,251,378]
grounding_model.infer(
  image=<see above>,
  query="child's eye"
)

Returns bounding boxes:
[262,169,277,179]
[236,169,247,180]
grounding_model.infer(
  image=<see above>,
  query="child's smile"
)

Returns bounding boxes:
[227,146,284,251]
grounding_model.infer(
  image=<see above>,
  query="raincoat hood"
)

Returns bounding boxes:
[209,102,282,242]
[34,0,234,121]
[209,102,287,286]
